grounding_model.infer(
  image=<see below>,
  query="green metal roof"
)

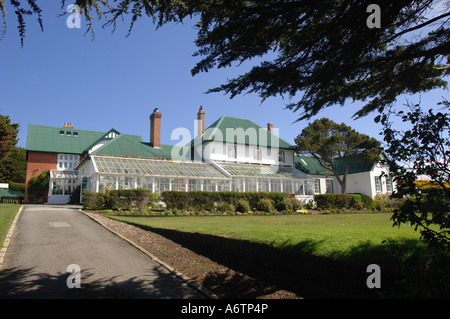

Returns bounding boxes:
[295,155,375,176]
[90,134,183,160]
[295,155,333,175]
[190,116,294,149]
[26,124,142,154]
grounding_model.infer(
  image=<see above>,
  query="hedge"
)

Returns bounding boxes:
[314,194,374,210]
[82,189,160,211]
[161,191,290,212]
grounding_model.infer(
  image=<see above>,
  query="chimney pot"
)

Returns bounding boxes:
[267,122,273,133]
[197,105,205,137]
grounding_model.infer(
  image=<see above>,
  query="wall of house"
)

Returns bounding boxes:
[202,141,294,167]
[330,163,393,199]
[25,151,58,203]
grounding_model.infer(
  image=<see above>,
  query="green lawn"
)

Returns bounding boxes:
[0,204,22,246]
[110,213,423,263]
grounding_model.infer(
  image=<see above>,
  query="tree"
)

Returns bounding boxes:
[378,99,450,247]
[295,118,381,193]
[2,1,448,120]
[0,146,26,183]
[0,114,19,163]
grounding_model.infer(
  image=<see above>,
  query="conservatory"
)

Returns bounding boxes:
[77,155,316,200]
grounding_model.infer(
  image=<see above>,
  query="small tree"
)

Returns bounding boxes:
[26,170,49,203]
[295,118,381,193]
[378,99,450,247]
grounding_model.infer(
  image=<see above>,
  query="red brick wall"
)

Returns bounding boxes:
[25,151,58,203]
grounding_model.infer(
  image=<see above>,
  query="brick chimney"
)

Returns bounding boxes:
[267,122,273,133]
[197,105,205,137]
[150,108,162,148]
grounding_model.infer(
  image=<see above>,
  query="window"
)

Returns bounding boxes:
[59,130,65,135]
[326,180,334,194]
[386,176,393,193]
[278,150,285,163]
[73,132,79,137]
[375,176,382,193]
[253,148,262,161]
[228,145,237,159]
[66,131,72,136]
[57,154,80,171]
[314,179,321,194]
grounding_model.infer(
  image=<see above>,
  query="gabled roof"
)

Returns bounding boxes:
[295,155,376,176]
[90,133,190,160]
[190,116,294,149]
[26,124,106,154]
[26,124,142,155]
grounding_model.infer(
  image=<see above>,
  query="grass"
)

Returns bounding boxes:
[0,204,22,246]
[109,213,423,264]
[110,212,447,297]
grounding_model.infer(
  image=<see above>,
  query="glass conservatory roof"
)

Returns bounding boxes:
[91,155,229,179]
[217,162,314,180]
[50,170,78,179]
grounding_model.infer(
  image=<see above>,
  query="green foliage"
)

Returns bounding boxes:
[26,170,49,203]
[8,181,25,193]
[216,202,235,213]
[314,194,375,210]
[160,191,289,212]
[0,114,19,163]
[0,146,26,183]
[5,2,448,120]
[82,189,160,211]
[256,198,273,213]
[295,118,381,193]
[380,99,450,248]
[235,199,251,213]
[281,196,303,211]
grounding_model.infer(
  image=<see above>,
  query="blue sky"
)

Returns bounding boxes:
[0,2,448,149]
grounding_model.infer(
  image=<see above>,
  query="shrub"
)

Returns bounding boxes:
[160,191,289,211]
[82,191,105,210]
[235,199,251,213]
[314,194,374,210]
[281,196,303,211]
[256,198,273,213]
[216,202,236,213]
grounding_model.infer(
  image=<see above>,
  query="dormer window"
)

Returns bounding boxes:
[59,130,65,135]
[73,132,78,137]
[66,131,72,136]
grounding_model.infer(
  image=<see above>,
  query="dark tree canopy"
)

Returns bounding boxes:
[294,117,382,193]
[379,99,450,247]
[2,1,449,120]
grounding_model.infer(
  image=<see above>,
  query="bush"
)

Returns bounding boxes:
[216,202,236,213]
[82,191,105,210]
[82,189,158,212]
[256,198,273,213]
[281,196,303,211]
[9,182,25,193]
[235,199,251,213]
[160,191,289,211]
[314,194,374,210]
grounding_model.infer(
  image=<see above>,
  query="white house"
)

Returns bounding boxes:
[295,152,394,199]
